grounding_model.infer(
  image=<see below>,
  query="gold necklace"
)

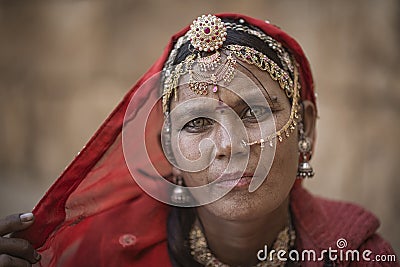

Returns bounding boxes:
[189,221,295,267]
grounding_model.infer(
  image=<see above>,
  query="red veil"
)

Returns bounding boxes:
[16,13,315,266]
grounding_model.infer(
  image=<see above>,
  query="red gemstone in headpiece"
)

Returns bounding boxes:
[188,14,227,52]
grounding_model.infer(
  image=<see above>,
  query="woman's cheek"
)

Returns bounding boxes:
[272,131,298,186]
[170,133,201,172]
[174,134,210,187]
[176,134,202,161]
[183,172,208,188]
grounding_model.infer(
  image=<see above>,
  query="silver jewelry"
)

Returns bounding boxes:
[171,176,191,204]
[297,122,314,178]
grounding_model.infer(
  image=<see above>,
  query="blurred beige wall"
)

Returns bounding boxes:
[1,0,399,254]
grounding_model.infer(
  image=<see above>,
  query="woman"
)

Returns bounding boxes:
[0,13,397,267]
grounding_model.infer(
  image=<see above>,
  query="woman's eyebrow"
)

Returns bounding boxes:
[171,104,215,118]
[230,93,279,110]
[235,61,280,108]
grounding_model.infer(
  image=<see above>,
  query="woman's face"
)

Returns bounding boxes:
[169,58,298,221]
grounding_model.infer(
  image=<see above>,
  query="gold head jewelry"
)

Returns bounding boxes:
[188,52,236,95]
[187,15,234,95]
[241,64,300,148]
[227,45,294,98]
[161,15,301,152]
[162,14,236,102]
[188,14,227,52]
[196,50,221,71]
[162,43,297,113]
[224,22,294,73]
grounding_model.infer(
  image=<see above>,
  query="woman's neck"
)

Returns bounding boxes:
[195,197,290,267]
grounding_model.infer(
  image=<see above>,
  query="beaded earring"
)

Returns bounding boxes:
[297,121,314,178]
[171,176,191,204]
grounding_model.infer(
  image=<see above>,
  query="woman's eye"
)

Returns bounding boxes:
[242,106,271,120]
[183,117,213,132]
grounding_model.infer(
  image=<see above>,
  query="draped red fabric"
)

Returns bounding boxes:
[15,13,316,266]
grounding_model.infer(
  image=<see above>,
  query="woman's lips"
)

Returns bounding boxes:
[214,173,254,190]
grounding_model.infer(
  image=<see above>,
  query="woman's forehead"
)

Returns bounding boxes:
[170,62,287,109]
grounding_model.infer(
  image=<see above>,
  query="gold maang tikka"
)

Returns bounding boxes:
[187,14,237,95]
[188,53,236,95]
[162,15,300,149]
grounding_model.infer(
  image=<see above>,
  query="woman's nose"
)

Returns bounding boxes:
[213,122,246,160]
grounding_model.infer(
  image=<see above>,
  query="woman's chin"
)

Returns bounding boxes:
[201,188,282,221]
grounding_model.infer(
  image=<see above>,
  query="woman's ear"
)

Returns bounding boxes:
[301,100,317,150]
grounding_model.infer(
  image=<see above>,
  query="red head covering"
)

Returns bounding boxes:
[16,13,316,266]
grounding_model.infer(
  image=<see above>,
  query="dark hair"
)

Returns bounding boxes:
[172,18,284,69]
[167,207,202,267]
[166,18,288,267]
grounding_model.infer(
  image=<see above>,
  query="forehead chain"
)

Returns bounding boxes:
[161,15,301,146]
[162,15,295,109]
